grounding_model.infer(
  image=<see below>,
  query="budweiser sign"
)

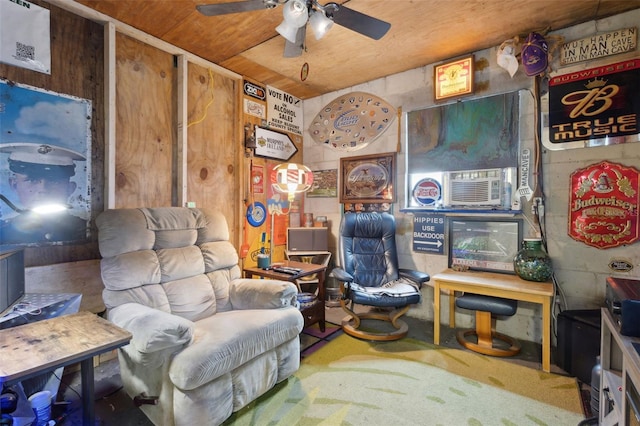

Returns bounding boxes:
[548,58,640,145]
[568,161,639,249]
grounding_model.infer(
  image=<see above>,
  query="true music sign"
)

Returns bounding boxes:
[547,58,640,145]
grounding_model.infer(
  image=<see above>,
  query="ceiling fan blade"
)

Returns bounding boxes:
[283,26,305,58]
[330,4,391,40]
[196,0,275,16]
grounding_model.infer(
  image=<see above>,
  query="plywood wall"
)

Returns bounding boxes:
[114,33,175,208]
[186,62,239,240]
[1,0,307,305]
[239,80,304,266]
[1,2,245,274]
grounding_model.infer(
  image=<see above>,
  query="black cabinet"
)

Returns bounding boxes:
[557,309,601,384]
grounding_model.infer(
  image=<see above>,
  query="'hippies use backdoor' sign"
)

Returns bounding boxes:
[546,58,640,149]
[569,161,639,249]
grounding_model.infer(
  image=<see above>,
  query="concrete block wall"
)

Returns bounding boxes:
[303,8,640,344]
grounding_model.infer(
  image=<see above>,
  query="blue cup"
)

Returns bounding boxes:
[257,254,270,269]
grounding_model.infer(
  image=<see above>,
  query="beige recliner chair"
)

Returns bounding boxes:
[96,207,304,426]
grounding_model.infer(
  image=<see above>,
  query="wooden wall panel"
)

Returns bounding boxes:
[0,2,249,304]
[186,63,239,240]
[240,81,267,267]
[114,33,174,208]
[239,79,304,267]
[0,0,103,266]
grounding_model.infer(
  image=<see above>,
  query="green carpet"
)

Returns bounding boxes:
[224,334,585,425]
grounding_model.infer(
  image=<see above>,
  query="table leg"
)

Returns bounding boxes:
[542,298,551,373]
[318,270,326,332]
[80,357,95,426]
[449,289,456,328]
[433,282,440,345]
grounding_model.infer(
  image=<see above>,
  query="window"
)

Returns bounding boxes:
[404,90,530,210]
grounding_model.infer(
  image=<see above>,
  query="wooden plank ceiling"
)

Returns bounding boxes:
[74,0,640,99]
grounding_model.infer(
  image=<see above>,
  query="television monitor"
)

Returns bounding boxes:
[448,217,522,274]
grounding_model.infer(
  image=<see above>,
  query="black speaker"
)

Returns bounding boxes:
[287,228,328,252]
[0,249,25,316]
[621,299,640,337]
[557,309,601,385]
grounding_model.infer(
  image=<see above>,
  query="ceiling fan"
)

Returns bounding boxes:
[196,0,391,57]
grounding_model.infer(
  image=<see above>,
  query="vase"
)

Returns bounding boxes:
[513,238,553,282]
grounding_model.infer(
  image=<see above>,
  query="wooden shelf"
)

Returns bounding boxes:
[244,260,328,331]
[600,308,640,425]
[285,251,332,327]
[285,251,331,286]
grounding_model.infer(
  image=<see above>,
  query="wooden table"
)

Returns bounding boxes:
[0,311,132,425]
[432,269,553,372]
[244,260,327,331]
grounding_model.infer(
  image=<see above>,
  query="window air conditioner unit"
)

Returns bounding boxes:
[443,168,515,207]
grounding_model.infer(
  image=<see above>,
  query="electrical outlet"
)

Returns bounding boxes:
[186,201,196,208]
[532,197,543,215]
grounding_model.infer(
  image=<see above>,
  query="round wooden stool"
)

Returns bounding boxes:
[455,293,521,357]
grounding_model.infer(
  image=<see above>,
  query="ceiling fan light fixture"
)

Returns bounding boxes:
[276,21,301,43]
[277,0,309,43]
[309,10,333,40]
[282,0,308,27]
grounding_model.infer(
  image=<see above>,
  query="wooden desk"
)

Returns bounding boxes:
[244,260,327,331]
[0,311,132,425]
[433,269,553,372]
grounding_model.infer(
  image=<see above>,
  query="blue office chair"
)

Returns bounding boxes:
[332,212,430,341]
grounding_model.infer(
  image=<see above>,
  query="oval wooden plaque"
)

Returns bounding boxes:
[308,91,395,151]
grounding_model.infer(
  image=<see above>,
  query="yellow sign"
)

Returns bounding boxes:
[434,55,474,101]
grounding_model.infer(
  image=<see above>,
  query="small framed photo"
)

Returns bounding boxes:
[307,169,338,198]
[434,55,475,101]
[448,217,522,274]
[340,152,395,204]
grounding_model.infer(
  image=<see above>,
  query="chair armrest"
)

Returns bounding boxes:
[399,269,430,287]
[331,268,354,283]
[108,303,194,354]
[230,279,299,309]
